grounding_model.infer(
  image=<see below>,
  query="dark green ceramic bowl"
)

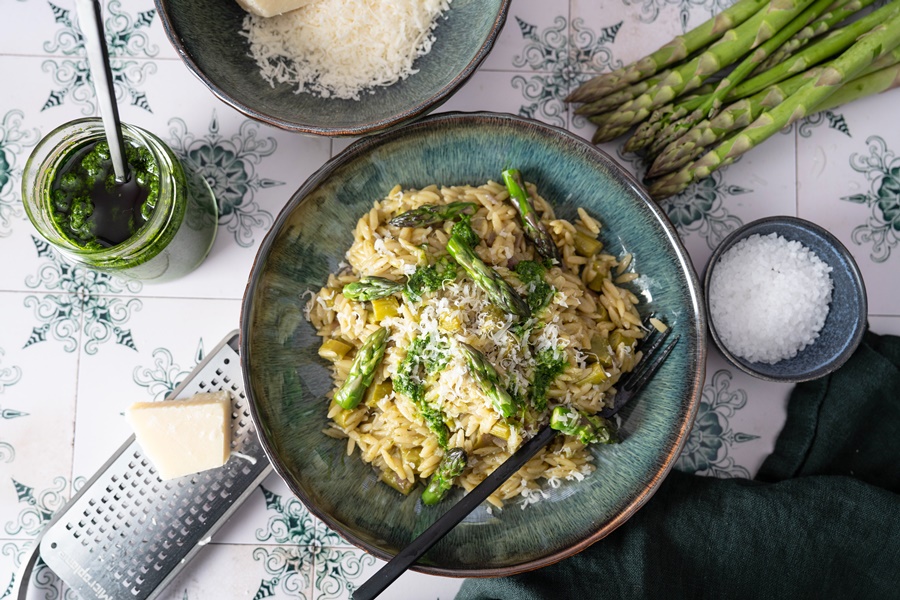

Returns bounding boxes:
[154,0,509,136]
[241,112,707,576]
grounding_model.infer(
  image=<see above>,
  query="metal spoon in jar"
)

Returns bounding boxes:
[75,0,129,183]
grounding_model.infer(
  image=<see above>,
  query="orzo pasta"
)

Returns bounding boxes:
[305,179,646,508]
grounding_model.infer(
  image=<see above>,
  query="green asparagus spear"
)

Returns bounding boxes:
[754,0,878,73]
[549,406,617,445]
[692,0,836,123]
[574,71,673,117]
[729,0,900,99]
[458,342,519,419]
[389,202,477,228]
[649,50,900,177]
[446,234,531,319]
[333,327,388,410]
[501,169,562,263]
[421,447,468,505]
[646,13,900,200]
[342,276,405,301]
[650,63,834,176]
[567,0,770,103]
[813,61,900,111]
[623,93,710,153]
[591,0,818,143]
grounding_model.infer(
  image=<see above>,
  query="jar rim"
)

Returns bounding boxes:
[23,118,181,262]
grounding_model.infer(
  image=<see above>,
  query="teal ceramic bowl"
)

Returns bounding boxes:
[241,112,707,576]
[154,0,509,136]
[704,216,867,382]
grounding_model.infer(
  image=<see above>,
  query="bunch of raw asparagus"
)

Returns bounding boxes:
[568,0,900,200]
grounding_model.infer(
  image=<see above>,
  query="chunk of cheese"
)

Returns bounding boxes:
[126,391,232,481]
[235,0,318,17]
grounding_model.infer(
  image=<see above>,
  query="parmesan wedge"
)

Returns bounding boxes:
[235,0,318,18]
[126,391,232,480]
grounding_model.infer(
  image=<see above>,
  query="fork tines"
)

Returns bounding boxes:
[599,315,679,418]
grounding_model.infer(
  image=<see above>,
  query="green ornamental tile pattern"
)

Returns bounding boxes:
[0,0,896,596]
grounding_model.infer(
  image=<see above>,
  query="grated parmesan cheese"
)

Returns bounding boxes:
[242,0,452,100]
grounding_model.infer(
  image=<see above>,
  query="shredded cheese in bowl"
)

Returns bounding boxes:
[242,0,452,100]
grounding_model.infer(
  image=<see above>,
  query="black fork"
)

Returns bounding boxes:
[600,314,680,418]
[353,315,679,600]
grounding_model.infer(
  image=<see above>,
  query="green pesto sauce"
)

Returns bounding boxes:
[394,334,451,447]
[50,140,160,249]
[531,348,568,412]
[405,255,458,302]
[515,260,555,313]
[450,213,479,248]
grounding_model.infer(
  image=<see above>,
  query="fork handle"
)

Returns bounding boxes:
[352,425,558,600]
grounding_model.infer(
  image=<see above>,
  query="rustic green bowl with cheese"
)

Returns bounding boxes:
[154,0,510,136]
[240,112,706,576]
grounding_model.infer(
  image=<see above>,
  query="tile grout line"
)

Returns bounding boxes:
[795,125,800,217]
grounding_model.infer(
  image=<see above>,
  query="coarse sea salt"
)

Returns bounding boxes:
[709,232,833,364]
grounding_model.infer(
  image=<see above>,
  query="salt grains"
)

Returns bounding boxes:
[708,233,833,364]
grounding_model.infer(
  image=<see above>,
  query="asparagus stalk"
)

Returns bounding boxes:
[646,14,900,200]
[549,406,617,445]
[648,69,823,177]
[342,276,405,301]
[641,0,833,154]
[567,0,770,103]
[446,234,531,319]
[650,47,900,177]
[501,169,562,263]
[575,71,672,117]
[333,327,388,410]
[458,342,519,419]
[623,92,711,153]
[388,202,476,228]
[755,0,878,72]
[814,61,900,111]
[421,447,467,505]
[695,0,836,119]
[591,0,818,143]
[729,0,900,99]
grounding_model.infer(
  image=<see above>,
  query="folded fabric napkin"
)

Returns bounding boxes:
[456,331,900,599]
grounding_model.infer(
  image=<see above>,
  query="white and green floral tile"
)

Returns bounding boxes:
[0,291,78,534]
[70,296,241,480]
[677,348,792,478]
[159,542,315,600]
[479,0,568,73]
[349,555,463,600]
[796,92,900,317]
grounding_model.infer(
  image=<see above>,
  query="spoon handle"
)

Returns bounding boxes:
[76,0,128,182]
[351,425,557,600]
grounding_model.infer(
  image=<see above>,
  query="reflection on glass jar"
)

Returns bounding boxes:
[22,118,218,283]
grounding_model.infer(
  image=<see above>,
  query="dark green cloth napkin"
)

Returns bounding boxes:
[456,331,900,600]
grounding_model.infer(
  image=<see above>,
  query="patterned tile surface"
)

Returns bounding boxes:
[1,0,898,597]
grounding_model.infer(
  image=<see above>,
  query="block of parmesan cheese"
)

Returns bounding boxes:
[235,0,318,18]
[126,391,232,481]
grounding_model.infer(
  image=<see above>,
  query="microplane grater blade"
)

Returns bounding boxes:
[38,331,272,600]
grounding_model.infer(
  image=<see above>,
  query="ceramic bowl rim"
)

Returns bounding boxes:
[240,110,707,576]
[153,0,511,137]
[703,215,867,383]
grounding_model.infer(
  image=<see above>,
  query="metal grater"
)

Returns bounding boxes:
[22,330,272,600]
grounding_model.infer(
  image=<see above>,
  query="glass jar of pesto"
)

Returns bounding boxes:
[22,118,217,283]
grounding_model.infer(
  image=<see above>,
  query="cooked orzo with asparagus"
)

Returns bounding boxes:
[305,169,648,508]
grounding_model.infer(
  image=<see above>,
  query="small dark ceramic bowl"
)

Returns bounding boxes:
[704,216,867,383]
[240,112,707,576]
[154,0,509,136]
